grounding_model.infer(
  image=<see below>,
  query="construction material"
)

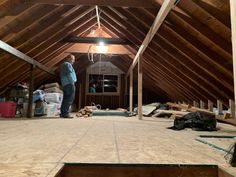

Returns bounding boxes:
[223,112,232,119]
[230,0,236,118]
[152,110,189,118]
[229,99,235,118]
[167,102,214,115]
[216,116,236,126]
[138,55,143,120]
[135,103,159,116]
[208,100,213,112]
[76,106,93,118]
[167,102,190,110]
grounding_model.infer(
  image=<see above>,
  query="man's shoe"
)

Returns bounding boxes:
[60,114,74,118]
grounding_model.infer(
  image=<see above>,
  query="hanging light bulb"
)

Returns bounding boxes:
[96,41,108,53]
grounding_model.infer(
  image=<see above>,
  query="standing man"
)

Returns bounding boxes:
[60,54,77,118]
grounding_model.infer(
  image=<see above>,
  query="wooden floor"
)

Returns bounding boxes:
[0,116,236,177]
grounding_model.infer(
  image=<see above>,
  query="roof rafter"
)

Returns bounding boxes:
[0,40,55,75]
[28,0,157,8]
[100,16,198,102]
[62,36,132,45]
[126,0,176,77]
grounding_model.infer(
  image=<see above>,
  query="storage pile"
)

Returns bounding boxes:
[33,82,63,117]
[0,83,28,117]
[76,106,96,118]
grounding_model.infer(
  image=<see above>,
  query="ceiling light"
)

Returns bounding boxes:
[96,41,108,53]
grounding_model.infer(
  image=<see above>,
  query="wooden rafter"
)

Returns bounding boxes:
[62,37,132,45]
[100,17,195,102]
[15,19,97,81]
[100,7,202,101]
[230,0,236,117]
[28,0,157,8]
[110,7,213,101]
[126,0,176,77]
[0,40,55,75]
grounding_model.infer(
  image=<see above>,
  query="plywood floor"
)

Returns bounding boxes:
[0,116,236,177]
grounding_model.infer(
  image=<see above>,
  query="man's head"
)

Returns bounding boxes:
[66,54,75,64]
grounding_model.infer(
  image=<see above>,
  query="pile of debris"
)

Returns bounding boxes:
[76,106,95,118]
[135,102,217,131]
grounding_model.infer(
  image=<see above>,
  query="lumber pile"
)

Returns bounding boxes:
[151,102,216,119]
[76,106,94,118]
[216,115,236,126]
[167,102,214,115]
[152,110,189,118]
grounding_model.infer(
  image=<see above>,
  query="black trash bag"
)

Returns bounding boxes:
[169,112,217,131]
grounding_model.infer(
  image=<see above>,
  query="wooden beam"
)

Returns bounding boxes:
[129,70,133,112]
[65,43,132,55]
[193,101,199,108]
[101,14,189,101]
[200,100,205,109]
[208,100,213,112]
[138,55,143,120]
[63,37,132,45]
[101,16,196,101]
[95,5,101,29]
[229,99,235,118]
[217,100,223,115]
[126,0,176,78]
[230,0,236,118]
[0,40,55,75]
[27,65,35,118]
[28,0,157,8]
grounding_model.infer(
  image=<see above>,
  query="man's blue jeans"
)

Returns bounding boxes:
[61,84,75,116]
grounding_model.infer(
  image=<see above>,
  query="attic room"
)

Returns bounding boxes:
[1,0,236,176]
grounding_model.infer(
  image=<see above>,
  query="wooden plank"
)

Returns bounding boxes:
[126,0,176,77]
[218,167,235,177]
[188,107,214,115]
[229,99,235,118]
[208,100,213,112]
[230,0,236,119]
[200,100,205,109]
[29,0,157,7]
[0,40,55,75]
[27,65,35,118]
[62,37,132,45]
[216,116,236,126]
[193,101,198,107]
[129,70,133,112]
[152,110,189,117]
[138,55,143,120]
[59,164,218,177]
[177,0,231,42]
[167,102,190,110]
[167,102,214,115]
[63,43,132,55]
[217,100,223,114]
